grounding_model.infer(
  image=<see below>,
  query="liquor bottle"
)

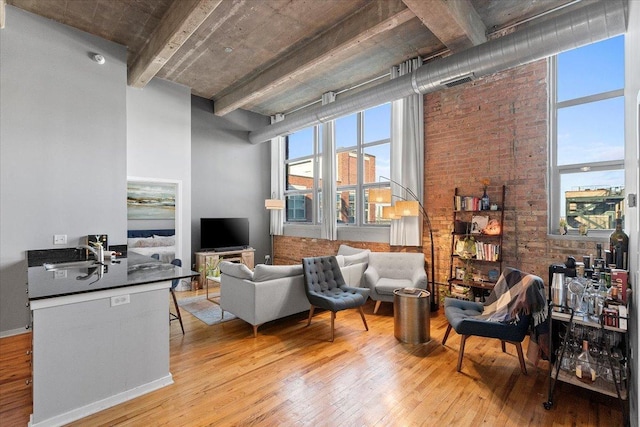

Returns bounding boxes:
[575,340,596,383]
[481,189,490,211]
[609,216,629,270]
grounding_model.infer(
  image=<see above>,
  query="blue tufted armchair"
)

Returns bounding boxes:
[302,256,370,342]
[442,268,547,374]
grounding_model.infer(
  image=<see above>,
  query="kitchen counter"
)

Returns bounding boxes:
[26,250,198,427]
[28,252,198,300]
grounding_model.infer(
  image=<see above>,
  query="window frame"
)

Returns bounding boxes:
[548,38,625,238]
[283,103,392,229]
[284,126,321,225]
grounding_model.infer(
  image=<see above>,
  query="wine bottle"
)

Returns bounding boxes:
[609,216,629,270]
[575,340,596,383]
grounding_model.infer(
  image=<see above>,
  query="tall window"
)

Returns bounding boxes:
[284,103,391,226]
[285,126,318,223]
[334,103,391,225]
[550,35,625,235]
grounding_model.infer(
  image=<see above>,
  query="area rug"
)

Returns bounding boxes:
[177,295,236,326]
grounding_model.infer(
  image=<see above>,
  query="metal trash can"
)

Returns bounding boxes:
[394,288,431,344]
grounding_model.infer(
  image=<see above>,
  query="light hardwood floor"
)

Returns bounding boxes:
[0,287,625,426]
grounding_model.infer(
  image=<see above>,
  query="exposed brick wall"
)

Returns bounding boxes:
[273,236,423,266]
[275,59,606,287]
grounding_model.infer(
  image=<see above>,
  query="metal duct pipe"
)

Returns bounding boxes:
[248,0,627,144]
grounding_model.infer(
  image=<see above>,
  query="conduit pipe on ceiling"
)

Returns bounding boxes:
[248,0,627,144]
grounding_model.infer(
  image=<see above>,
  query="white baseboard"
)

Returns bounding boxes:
[29,374,173,427]
[0,327,30,338]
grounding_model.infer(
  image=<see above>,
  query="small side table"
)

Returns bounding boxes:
[394,288,431,344]
[206,276,221,303]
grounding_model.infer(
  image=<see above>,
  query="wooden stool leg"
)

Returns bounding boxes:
[457,335,468,372]
[358,306,369,331]
[442,324,452,345]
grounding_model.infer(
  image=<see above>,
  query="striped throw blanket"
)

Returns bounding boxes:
[478,267,548,328]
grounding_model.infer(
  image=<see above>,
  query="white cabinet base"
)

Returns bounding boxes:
[30,282,172,426]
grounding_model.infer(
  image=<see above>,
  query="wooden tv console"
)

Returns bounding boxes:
[194,247,255,289]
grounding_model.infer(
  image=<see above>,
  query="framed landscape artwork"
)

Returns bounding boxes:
[127,181,176,220]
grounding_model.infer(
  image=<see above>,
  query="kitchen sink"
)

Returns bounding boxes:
[43,260,101,271]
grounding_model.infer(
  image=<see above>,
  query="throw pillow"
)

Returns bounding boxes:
[337,244,368,256]
[342,250,370,266]
[253,264,303,281]
[219,261,254,280]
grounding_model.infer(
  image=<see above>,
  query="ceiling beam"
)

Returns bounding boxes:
[128,0,222,88]
[213,0,415,117]
[402,0,486,52]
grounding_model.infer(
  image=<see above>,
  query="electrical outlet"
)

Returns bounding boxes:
[53,270,67,279]
[110,295,130,307]
[53,234,67,245]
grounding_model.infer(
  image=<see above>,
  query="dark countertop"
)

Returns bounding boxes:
[28,252,199,301]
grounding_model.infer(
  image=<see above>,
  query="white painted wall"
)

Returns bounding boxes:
[126,79,192,268]
[624,2,640,425]
[0,7,127,335]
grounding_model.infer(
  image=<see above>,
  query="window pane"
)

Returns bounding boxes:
[286,194,312,223]
[286,127,314,159]
[363,143,390,183]
[558,36,624,102]
[336,150,358,186]
[364,103,391,143]
[336,189,356,224]
[335,113,357,149]
[364,187,391,225]
[286,159,314,190]
[560,171,625,230]
[557,97,624,165]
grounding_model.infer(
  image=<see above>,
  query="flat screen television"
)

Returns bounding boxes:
[200,218,249,251]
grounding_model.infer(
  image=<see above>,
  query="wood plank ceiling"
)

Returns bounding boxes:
[4,0,580,118]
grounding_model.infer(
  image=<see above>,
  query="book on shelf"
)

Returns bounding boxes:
[455,195,481,211]
[474,242,500,261]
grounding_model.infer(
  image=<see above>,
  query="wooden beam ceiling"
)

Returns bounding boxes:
[128,0,222,88]
[213,0,415,117]
[402,0,486,52]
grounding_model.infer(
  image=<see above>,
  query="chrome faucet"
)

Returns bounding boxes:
[77,243,104,264]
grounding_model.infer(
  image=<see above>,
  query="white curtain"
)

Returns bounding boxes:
[269,114,285,236]
[390,58,424,246]
[321,92,337,240]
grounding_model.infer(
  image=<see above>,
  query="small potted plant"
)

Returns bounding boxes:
[199,258,222,280]
[559,217,567,235]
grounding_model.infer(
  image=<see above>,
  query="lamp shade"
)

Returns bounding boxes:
[265,199,285,210]
[382,205,399,220]
[396,200,420,217]
[368,187,392,204]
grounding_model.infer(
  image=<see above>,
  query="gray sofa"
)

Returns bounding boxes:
[219,245,370,336]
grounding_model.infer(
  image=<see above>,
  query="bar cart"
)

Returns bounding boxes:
[543,303,629,425]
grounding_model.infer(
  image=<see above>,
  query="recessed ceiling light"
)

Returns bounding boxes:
[224,47,233,53]
[92,54,105,64]
[580,166,591,172]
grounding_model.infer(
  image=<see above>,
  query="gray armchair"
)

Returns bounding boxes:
[302,256,370,342]
[442,267,547,374]
[364,252,428,314]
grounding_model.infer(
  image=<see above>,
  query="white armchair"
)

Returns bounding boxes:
[364,252,428,314]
